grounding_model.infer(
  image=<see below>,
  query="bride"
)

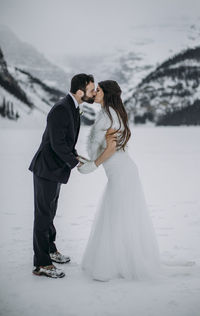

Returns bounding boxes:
[77,80,161,281]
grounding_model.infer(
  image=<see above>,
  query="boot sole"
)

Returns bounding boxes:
[51,258,71,264]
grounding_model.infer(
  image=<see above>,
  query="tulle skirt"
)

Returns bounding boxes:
[81,150,161,281]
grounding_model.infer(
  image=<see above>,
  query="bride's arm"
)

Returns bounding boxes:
[94,128,117,167]
[77,129,117,174]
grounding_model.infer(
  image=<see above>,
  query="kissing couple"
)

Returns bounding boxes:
[29,73,161,281]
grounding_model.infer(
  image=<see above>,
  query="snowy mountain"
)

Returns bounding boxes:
[125,46,200,125]
[0,47,33,108]
[55,19,200,96]
[0,46,97,127]
[2,20,200,127]
[0,46,66,125]
[0,25,70,91]
[8,67,65,113]
[0,46,34,121]
[54,50,154,98]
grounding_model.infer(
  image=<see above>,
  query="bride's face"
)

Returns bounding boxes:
[95,85,104,105]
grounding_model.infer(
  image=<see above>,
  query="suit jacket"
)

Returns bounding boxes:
[29,94,80,183]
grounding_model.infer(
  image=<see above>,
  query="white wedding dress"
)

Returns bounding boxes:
[81,107,161,281]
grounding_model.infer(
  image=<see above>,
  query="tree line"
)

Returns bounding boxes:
[0,97,19,120]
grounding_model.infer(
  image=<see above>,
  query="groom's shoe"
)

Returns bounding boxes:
[50,251,71,264]
[32,264,65,278]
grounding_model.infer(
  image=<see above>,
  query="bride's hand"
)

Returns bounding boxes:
[77,155,90,163]
[77,161,98,174]
[106,128,117,152]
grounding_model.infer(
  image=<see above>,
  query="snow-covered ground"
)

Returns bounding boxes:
[0,125,200,316]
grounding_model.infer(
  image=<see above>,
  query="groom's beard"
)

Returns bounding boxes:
[81,93,95,104]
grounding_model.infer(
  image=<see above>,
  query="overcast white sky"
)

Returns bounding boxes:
[0,0,200,57]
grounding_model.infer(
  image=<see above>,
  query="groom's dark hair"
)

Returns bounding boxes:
[70,73,94,93]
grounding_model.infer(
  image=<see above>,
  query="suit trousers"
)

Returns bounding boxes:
[33,174,61,266]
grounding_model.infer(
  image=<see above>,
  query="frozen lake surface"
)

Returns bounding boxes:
[0,125,200,316]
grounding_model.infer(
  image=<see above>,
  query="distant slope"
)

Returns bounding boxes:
[0,46,96,126]
[0,47,33,108]
[0,46,65,123]
[0,24,70,91]
[125,46,200,125]
[9,67,65,113]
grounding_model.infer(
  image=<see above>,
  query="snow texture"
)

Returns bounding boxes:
[0,124,200,316]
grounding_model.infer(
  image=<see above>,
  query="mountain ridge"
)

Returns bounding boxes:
[0,24,70,91]
[125,46,200,125]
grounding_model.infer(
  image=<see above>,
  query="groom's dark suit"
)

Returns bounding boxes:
[29,94,80,266]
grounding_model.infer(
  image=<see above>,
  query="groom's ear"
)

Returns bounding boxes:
[77,89,84,98]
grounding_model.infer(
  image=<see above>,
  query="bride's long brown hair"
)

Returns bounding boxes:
[98,80,131,150]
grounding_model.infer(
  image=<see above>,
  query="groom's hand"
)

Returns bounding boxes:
[77,155,90,163]
[77,162,84,168]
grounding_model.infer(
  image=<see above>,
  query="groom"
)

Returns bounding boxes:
[29,73,96,278]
